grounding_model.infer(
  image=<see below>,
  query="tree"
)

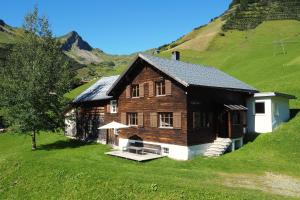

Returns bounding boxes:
[0,7,72,150]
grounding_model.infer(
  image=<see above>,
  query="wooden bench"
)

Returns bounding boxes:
[141,143,162,155]
[123,141,162,155]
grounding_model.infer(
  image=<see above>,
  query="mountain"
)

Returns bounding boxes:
[60,31,93,51]
[0,19,134,81]
[58,31,103,65]
[157,1,300,108]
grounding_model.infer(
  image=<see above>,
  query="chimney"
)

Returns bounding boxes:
[171,51,180,61]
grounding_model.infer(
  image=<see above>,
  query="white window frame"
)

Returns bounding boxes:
[254,101,265,115]
[159,113,173,128]
[110,100,117,113]
[131,85,139,98]
[128,113,138,126]
[156,81,166,96]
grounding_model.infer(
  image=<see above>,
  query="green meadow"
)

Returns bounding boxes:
[0,112,300,199]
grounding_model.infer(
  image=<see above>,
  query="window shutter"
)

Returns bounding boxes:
[139,83,144,97]
[148,81,154,97]
[150,112,157,128]
[138,112,144,127]
[165,80,172,96]
[173,112,181,129]
[107,104,110,113]
[121,112,127,124]
[126,85,131,98]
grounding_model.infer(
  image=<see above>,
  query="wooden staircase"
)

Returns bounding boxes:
[203,138,232,157]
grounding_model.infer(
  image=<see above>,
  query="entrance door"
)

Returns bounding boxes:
[107,129,118,146]
[218,111,229,138]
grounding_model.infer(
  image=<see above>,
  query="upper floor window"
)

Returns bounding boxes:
[159,112,173,128]
[128,113,138,126]
[131,85,139,98]
[255,102,265,114]
[156,81,166,96]
[110,100,117,113]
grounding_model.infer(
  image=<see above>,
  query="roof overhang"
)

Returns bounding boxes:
[254,92,296,99]
[224,104,248,111]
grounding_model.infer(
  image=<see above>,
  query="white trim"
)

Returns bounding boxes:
[110,100,118,114]
[118,138,212,160]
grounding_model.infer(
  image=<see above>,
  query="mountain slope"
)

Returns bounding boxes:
[59,31,102,65]
[0,19,133,81]
[158,4,300,108]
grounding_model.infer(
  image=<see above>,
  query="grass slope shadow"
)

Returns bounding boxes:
[38,139,95,151]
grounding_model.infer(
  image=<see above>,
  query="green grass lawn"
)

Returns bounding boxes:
[1,113,300,199]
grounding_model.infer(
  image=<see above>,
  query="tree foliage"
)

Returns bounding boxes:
[0,7,72,149]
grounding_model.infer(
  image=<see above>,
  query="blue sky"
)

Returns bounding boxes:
[1,0,231,55]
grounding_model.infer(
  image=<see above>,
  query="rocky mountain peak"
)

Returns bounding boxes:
[61,30,93,51]
[0,19,5,26]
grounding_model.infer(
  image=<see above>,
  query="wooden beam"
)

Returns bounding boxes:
[228,112,232,138]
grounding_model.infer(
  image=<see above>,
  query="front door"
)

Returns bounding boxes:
[107,129,118,146]
[218,111,229,138]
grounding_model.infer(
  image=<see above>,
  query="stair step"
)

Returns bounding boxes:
[214,140,231,144]
[207,147,227,152]
[205,150,223,154]
[203,138,232,157]
[204,152,222,157]
[216,138,231,142]
[209,144,230,148]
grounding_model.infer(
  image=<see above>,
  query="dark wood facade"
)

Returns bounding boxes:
[73,58,251,147]
[106,61,188,146]
[187,86,249,146]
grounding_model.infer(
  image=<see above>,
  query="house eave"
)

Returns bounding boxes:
[254,92,296,99]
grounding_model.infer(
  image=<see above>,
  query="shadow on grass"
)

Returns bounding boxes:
[290,109,300,120]
[38,139,95,151]
[244,132,260,144]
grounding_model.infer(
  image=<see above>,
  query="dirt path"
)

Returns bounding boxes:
[220,172,300,198]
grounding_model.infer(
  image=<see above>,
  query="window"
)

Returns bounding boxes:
[193,112,213,129]
[163,147,169,154]
[131,85,139,98]
[255,102,265,114]
[156,81,165,96]
[110,100,117,113]
[128,113,138,126]
[159,113,173,128]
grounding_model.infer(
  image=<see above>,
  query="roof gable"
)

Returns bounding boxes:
[108,53,257,95]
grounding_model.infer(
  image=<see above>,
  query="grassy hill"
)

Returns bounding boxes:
[159,20,300,108]
[0,113,299,199]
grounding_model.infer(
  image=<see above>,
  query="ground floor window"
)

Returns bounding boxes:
[128,113,138,126]
[193,112,213,129]
[159,113,173,128]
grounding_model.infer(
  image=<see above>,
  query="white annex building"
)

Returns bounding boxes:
[247,92,296,133]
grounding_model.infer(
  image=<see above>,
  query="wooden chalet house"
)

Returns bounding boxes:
[68,52,261,160]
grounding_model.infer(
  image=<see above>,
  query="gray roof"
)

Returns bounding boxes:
[73,75,119,103]
[137,53,257,92]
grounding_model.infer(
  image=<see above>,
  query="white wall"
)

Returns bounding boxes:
[119,138,211,160]
[271,97,290,129]
[64,109,77,137]
[247,96,290,133]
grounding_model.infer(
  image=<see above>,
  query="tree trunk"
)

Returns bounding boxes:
[32,130,37,150]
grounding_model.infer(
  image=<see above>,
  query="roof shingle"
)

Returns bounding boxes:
[139,53,257,92]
